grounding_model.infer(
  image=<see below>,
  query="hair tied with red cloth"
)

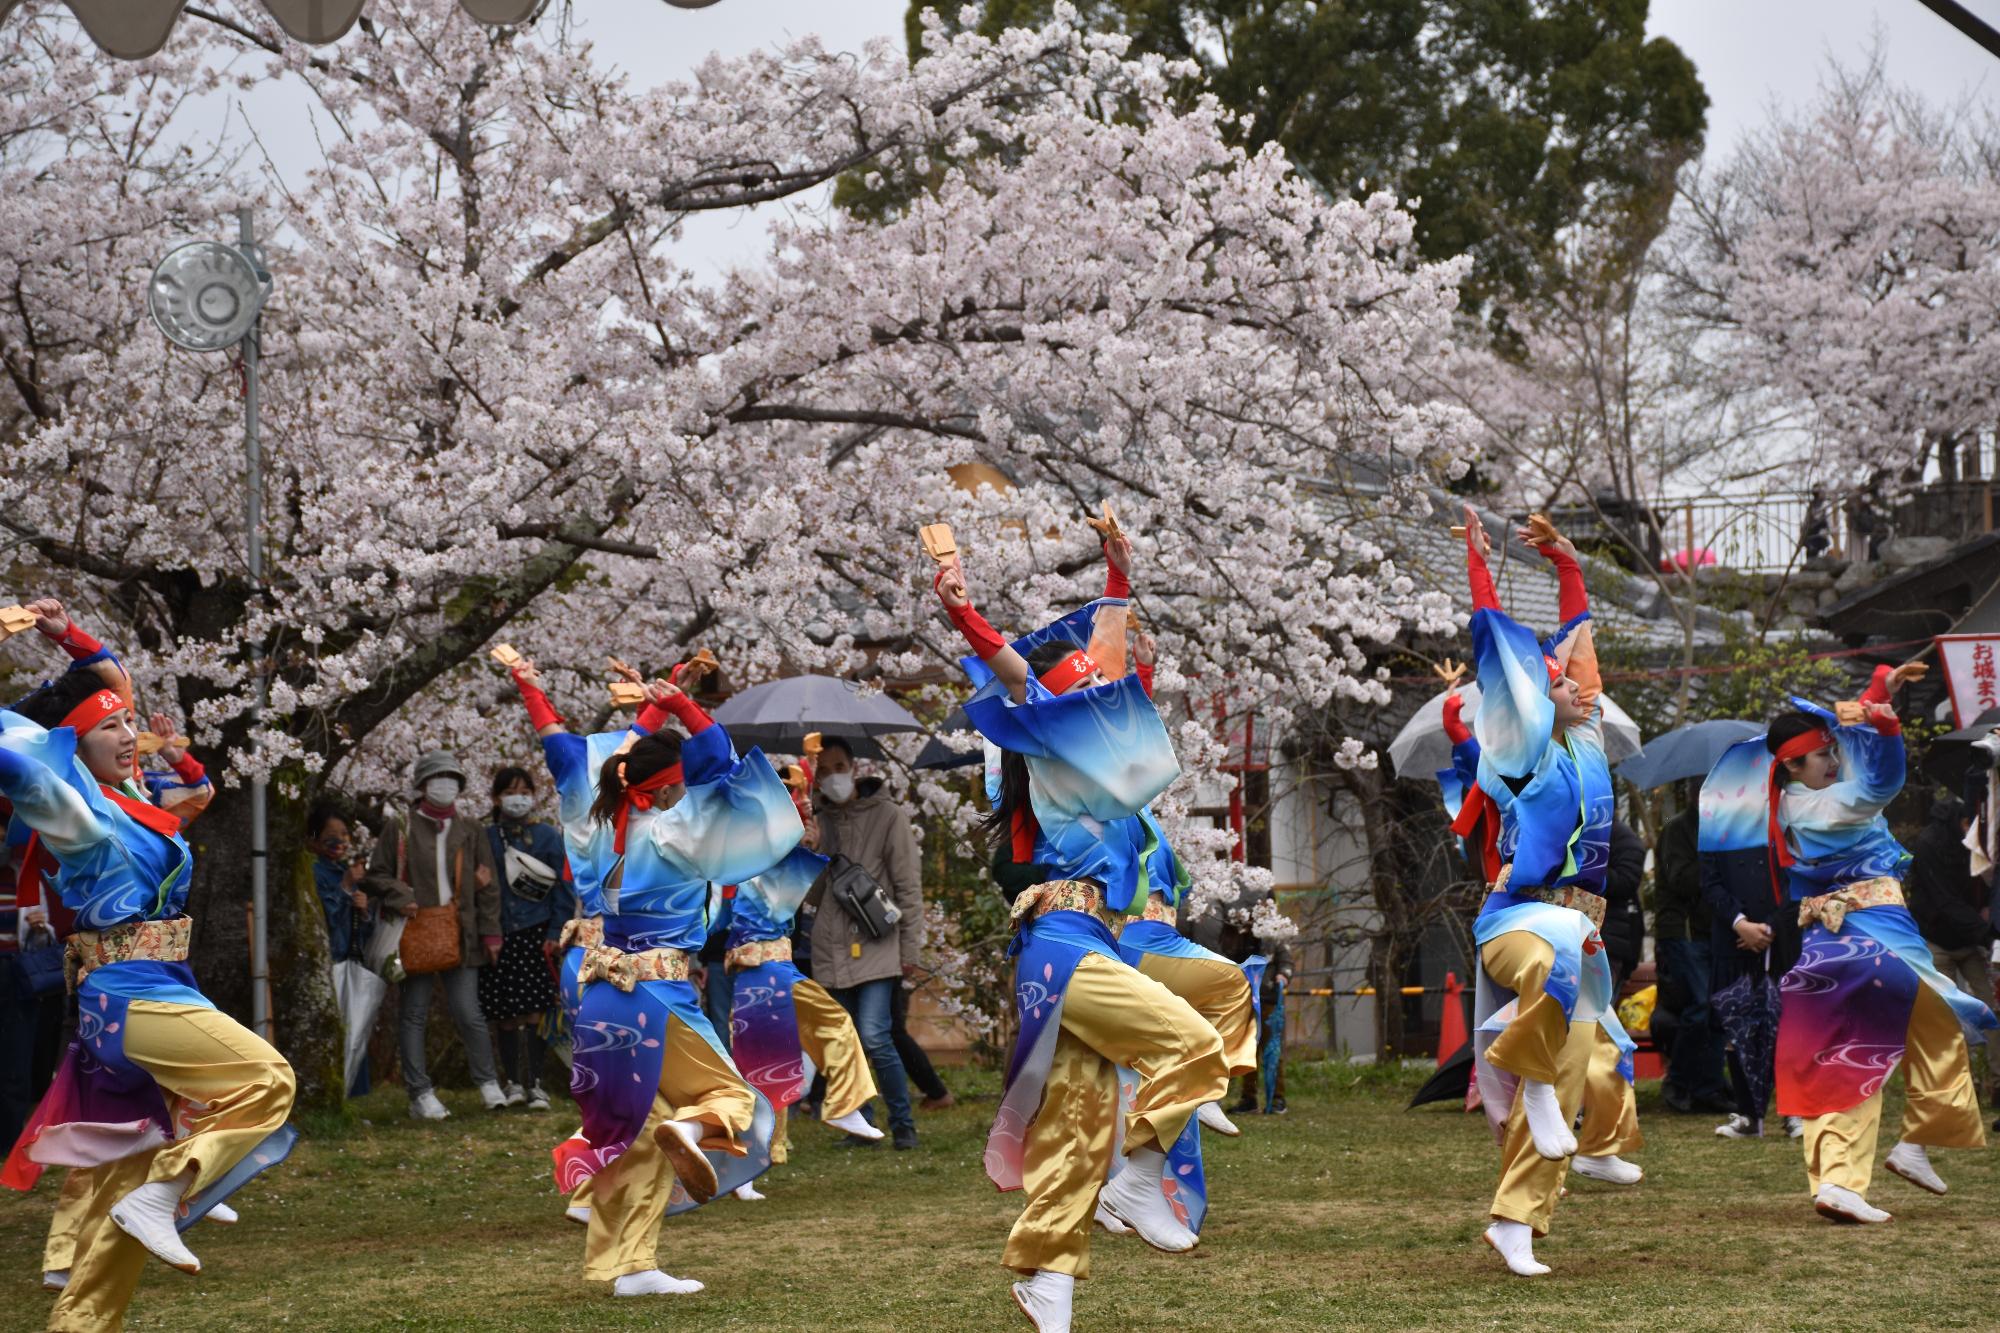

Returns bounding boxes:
[612,761,685,855]
[1037,650,1098,693]
[1765,726,1835,905]
[60,689,126,735]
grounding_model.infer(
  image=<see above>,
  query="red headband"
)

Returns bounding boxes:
[612,762,685,855]
[1765,727,1835,904]
[61,689,127,735]
[1544,655,1564,684]
[1037,650,1099,693]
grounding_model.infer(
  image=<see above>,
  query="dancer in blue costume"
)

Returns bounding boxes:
[935,529,1228,1333]
[1,601,295,1332]
[1434,665,1644,1192]
[524,657,798,1298]
[1453,509,1633,1278]
[1699,661,1993,1223]
[724,806,883,1188]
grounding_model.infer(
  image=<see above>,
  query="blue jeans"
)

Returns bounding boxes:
[1657,937,1728,1102]
[830,977,915,1133]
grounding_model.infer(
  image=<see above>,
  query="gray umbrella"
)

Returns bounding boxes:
[914,706,982,771]
[1387,681,1643,779]
[711,675,925,760]
[1615,719,1764,789]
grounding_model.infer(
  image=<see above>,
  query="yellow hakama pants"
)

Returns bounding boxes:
[1132,948,1260,1078]
[48,1000,294,1333]
[1001,952,1229,1280]
[1480,932,1591,1237]
[1573,1023,1643,1159]
[581,1015,755,1282]
[1803,983,1987,1197]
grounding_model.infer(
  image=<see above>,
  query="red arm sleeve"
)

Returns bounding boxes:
[168,752,206,784]
[942,582,1008,661]
[1103,543,1130,601]
[1135,661,1155,698]
[664,693,713,736]
[1542,546,1589,623]
[513,671,564,731]
[1442,692,1471,744]
[1466,527,1500,614]
[1859,664,1895,707]
[43,620,105,662]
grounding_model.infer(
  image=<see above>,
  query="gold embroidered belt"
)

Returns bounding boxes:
[1010,879,1117,931]
[1140,893,1178,925]
[68,916,192,991]
[725,938,793,972]
[1491,864,1607,930]
[1798,878,1903,934]
[558,915,605,950]
[578,942,690,992]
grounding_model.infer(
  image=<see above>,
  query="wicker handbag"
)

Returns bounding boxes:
[395,822,463,976]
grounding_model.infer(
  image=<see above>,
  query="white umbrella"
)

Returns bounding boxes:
[1388,681,1643,779]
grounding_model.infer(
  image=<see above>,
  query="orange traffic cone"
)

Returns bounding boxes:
[1437,971,1469,1064]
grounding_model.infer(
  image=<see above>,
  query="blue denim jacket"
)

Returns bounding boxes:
[486,818,574,939]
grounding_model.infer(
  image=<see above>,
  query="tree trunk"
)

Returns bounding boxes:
[182,771,344,1114]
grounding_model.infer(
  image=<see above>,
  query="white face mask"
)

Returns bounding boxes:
[817,772,856,805]
[498,793,534,819]
[422,777,461,808]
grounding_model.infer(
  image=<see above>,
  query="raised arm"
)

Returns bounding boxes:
[936,557,1030,703]
[510,659,567,740]
[27,599,132,704]
[1462,506,1503,616]
[145,711,214,824]
[1521,519,1599,710]
[1085,535,1132,681]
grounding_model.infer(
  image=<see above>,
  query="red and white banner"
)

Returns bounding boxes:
[1937,634,2000,728]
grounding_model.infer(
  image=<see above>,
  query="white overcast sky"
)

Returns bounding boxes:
[173,0,2000,276]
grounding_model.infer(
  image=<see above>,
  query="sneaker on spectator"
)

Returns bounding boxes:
[1783,1116,1804,1139]
[478,1081,509,1110]
[1714,1113,1760,1139]
[526,1084,551,1112]
[501,1081,527,1107]
[410,1091,450,1121]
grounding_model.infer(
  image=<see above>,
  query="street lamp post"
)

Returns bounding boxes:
[147,209,274,1041]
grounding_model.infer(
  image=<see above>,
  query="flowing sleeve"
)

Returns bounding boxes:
[738,847,829,931]
[0,712,113,857]
[1469,608,1555,781]
[543,732,595,827]
[1781,704,1905,832]
[963,672,1178,820]
[646,749,804,885]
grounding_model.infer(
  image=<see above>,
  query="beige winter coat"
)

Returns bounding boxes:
[806,785,923,988]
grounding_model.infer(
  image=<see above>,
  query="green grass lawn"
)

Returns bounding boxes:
[3,1059,1995,1331]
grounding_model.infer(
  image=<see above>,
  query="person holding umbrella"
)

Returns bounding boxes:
[1453,507,1634,1278]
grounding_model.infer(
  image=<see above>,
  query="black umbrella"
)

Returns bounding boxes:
[1615,719,1763,789]
[1406,1043,1474,1110]
[711,675,924,761]
[1713,971,1783,1123]
[1924,706,2000,792]
[914,706,982,771]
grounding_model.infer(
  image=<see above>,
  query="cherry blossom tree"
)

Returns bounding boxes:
[1665,56,2000,496]
[0,0,1475,1102]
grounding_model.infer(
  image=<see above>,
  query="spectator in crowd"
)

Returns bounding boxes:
[481,766,571,1111]
[805,737,925,1149]
[1209,894,1293,1115]
[310,806,373,967]
[309,805,375,1095]
[1701,813,1800,1140]
[1906,795,1999,1102]
[1652,793,1731,1114]
[0,844,40,1152]
[364,750,506,1121]
[892,969,954,1112]
[1601,819,1647,990]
